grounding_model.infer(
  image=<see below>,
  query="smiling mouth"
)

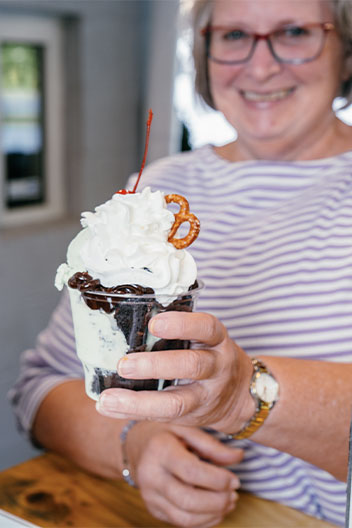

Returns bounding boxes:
[241,88,295,102]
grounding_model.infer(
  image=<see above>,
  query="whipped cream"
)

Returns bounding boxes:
[55,187,197,299]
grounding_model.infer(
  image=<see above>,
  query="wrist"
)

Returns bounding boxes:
[120,420,167,488]
[232,351,257,430]
[120,420,139,487]
[229,357,280,440]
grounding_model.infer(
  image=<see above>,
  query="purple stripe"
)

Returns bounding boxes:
[240,350,352,361]
[187,180,352,203]
[314,490,347,502]
[196,236,352,258]
[241,480,319,505]
[323,514,344,527]
[202,157,350,177]
[194,237,352,261]
[238,464,347,499]
[198,261,352,282]
[242,336,352,349]
[215,300,352,320]
[200,286,352,306]
[236,349,352,360]
[198,222,350,245]
[320,507,346,523]
[233,322,352,340]
[195,231,352,255]
[236,465,307,482]
[201,144,352,171]
[227,312,352,328]
[226,338,352,356]
[49,330,75,352]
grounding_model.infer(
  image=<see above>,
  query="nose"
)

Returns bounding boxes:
[246,38,282,79]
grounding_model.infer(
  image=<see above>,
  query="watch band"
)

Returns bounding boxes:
[232,401,271,439]
[230,358,277,440]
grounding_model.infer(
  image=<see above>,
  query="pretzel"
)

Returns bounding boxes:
[165,194,200,249]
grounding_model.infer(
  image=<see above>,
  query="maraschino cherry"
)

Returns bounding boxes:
[116,109,153,195]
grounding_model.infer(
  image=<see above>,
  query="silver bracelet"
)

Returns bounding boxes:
[120,420,139,487]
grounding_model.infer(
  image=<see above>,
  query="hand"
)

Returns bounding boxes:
[126,422,243,528]
[97,312,254,435]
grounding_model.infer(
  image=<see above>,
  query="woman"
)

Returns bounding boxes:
[10,0,352,527]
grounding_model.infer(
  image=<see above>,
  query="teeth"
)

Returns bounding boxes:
[242,89,293,102]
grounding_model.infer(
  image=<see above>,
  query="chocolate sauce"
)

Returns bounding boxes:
[68,272,154,296]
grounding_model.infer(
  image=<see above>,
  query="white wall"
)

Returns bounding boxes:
[0,0,177,469]
[142,0,180,162]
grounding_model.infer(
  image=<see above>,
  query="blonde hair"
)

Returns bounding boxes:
[192,0,352,109]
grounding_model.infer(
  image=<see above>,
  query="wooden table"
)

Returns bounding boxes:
[0,452,337,527]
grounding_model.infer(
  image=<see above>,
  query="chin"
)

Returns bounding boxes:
[245,129,286,143]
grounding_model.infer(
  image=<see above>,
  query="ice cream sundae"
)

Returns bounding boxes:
[55,111,201,400]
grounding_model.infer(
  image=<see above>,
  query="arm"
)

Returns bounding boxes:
[9,290,243,527]
[33,379,243,528]
[97,311,351,482]
[251,355,351,482]
[32,379,127,479]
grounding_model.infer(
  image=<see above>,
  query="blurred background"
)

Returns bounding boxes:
[0,0,351,470]
[0,0,182,469]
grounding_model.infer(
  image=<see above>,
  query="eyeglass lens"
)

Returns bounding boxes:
[208,25,326,64]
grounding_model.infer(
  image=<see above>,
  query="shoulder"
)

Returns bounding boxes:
[144,146,210,179]
[127,146,214,193]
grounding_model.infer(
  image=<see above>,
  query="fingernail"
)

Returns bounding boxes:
[149,316,166,336]
[97,396,106,412]
[230,491,239,502]
[230,477,240,490]
[98,391,118,411]
[118,356,135,377]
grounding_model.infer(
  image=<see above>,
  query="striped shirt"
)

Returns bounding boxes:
[9,144,352,526]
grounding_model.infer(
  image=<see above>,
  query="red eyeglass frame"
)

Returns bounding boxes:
[200,22,335,65]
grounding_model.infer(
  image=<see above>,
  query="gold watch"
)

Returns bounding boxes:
[231,358,279,440]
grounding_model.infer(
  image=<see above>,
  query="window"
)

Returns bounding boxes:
[173,2,236,151]
[0,14,64,227]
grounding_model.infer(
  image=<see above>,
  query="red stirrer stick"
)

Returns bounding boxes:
[132,108,153,193]
[116,109,153,195]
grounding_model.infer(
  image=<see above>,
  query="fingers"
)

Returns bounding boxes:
[97,383,202,422]
[161,475,238,515]
[174,426,244,469]
[141,458,238,528]
[171,448,240,492]
[97,312,239,429]
[146,491,236,528]
[115,312,229,383]
[156,430,239,492]
[136,427,240,528]
[149,311,228,347]
[117,347,216,381]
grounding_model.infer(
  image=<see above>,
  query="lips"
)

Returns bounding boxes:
[240,87,295,102]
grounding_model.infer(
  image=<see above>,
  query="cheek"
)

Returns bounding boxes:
[208,68,242,113]
[208,63,241,92]
[295,43,345,94]
[296,62,342,100]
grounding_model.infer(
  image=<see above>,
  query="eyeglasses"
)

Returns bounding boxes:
[201,22,335,65]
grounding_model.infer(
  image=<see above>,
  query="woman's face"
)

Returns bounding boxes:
[208,0,346,159]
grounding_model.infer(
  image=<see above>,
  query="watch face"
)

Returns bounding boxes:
[255,373,279,403]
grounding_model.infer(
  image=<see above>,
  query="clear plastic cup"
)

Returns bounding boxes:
[68,281,204,401]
